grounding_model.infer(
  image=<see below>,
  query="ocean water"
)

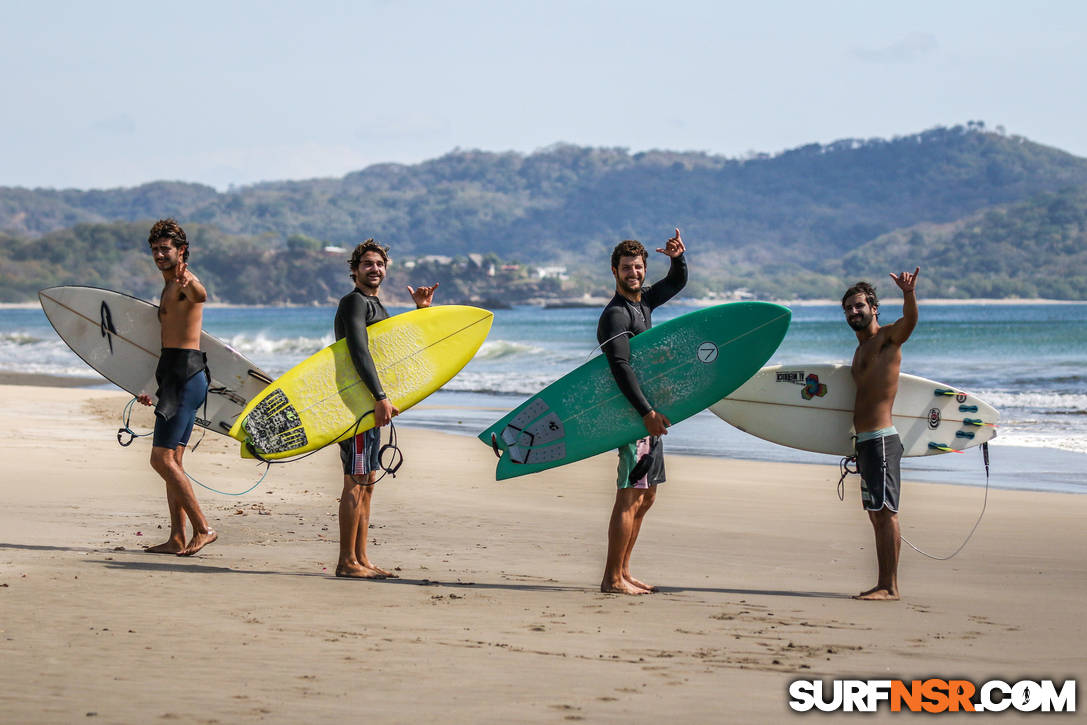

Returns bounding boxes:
[2,301,1084,493]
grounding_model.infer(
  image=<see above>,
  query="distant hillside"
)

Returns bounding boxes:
[841,186,1087,299]
[5,123,1087,256]
[0,182,220,236]
[2,122,1086,301]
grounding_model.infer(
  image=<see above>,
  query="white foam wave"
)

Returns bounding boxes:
[990,431,1087,455]
[0,332,46,345]
[0,337,93,376]
[978,390,1087,413]
[474,339,543,360]
[441,371,560,396]
[224,332,331,356]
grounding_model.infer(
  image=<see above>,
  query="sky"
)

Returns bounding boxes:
[3,0,1086,191]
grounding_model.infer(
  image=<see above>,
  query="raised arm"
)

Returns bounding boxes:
[887,266,920,344]
[644,228,687,309]
[176,261,208,303]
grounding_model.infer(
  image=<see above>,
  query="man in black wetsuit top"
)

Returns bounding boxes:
[597,230,686,594]
[333,239,438,579]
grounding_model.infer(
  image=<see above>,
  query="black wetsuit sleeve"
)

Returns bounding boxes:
[643,254,687,310]
[597,305,653,417]
[340,293,387,401]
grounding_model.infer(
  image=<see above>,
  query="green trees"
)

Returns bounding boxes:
[1,125,1086,301]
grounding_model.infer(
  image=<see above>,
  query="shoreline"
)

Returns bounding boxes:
[0,371,105,387]
[3,371,1082,495]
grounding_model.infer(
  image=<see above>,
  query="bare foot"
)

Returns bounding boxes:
[625,574,657,592]
[854,585,899,601]
[601,579,648,595]
[178,530,217,557]
[335,564,387,579]
[361,563,398,578]
[145,538,185,554]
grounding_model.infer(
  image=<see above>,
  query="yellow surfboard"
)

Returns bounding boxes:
[228,305,493,460]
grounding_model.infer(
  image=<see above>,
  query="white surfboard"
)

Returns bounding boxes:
[39,286,273,435]
[710,363,999,457]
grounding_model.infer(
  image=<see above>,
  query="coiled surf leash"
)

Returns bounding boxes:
[118,395,207,452]
[836,442,991,561]
[837,455,858,501]
[117,396,154,447]
[117,395,268,496]
[243,409,404,485]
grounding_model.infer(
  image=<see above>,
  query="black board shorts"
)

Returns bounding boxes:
[152,370,208,449]
[856,433,903,512]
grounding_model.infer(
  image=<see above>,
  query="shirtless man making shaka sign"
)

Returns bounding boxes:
[842,266,920,600]
[137,218,217,556]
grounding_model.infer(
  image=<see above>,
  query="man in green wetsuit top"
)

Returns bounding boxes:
[596,229,686,594]
[333,239,438,579]
[842,267,920,600]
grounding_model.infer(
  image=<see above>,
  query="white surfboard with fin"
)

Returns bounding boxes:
[39,286,272,435]
[710,363,999,457]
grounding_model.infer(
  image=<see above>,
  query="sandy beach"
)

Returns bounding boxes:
[1,383,1083,723]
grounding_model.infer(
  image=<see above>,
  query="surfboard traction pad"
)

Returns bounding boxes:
[238,316,454,456]
[499,398,566,464]
[243,388,308,453]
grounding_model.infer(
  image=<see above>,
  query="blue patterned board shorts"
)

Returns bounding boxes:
[339,428,381,477]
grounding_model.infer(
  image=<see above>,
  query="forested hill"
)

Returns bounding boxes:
[841,185,1087,299]
[2,122,1087,301]
[5,124,1087,256]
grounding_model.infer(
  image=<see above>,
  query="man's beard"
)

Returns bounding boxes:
[847,312,872,330]
[359,275,383,293]
[617,277,642,296]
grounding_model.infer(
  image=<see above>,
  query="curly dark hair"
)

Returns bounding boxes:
[842,281,879,315]
[348,238,390,281]
[147,218,189,262]
[610,239,648,270]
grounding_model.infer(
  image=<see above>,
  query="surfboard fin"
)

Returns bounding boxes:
[928,442,964,453]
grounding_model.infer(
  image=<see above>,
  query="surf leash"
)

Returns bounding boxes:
[243,410,404,484]
[899,442,990,561]
[185,464,271,497]
[584,330,634,362]
[117,396,154,447]
[838,441,991,561]
[117,395,270,496]
[837,455,858,501]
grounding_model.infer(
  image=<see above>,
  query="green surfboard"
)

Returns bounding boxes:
[479,301,791,480]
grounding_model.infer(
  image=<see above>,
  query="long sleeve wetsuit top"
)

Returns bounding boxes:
[334,288,390,400]
[596,254,687,416]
